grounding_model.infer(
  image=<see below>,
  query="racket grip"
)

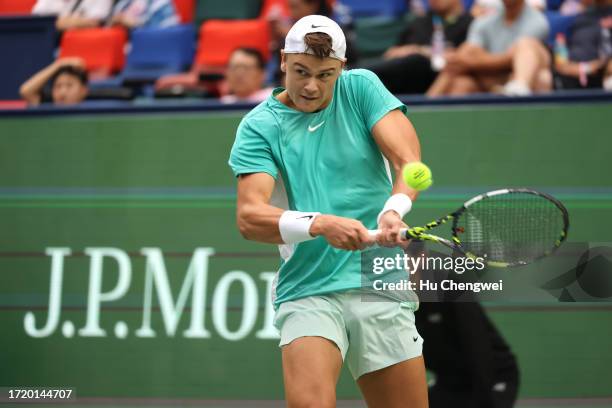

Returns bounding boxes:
[367,228,409,239]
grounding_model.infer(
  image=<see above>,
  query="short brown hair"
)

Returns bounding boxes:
[51,66,88,87]
[233,47,266,69]
[304,32,333,59]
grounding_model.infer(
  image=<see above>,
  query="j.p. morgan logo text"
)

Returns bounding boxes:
[23,248,278,341]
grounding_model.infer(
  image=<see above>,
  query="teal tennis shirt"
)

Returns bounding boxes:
[229,69,408,307]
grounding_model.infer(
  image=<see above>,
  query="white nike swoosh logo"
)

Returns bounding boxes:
[308,121,325,132]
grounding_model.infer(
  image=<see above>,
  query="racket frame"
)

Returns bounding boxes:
[400,188,570,268]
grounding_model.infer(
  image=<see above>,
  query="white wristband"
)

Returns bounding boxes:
[279,211,321,244]
[377,194,413,224]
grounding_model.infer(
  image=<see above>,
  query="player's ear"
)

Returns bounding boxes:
[280,50,287,73]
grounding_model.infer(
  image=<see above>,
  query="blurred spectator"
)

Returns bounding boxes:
[362,0,472,94]
[268,0,332,48]
[606,64,612,89]
[553,0,612,89]
[32,0,112,30]
[109,0,179,29]
[20,58,88,106]
[220,48,274,104]
[427,0,550,96]
[470,0,503,17]
[560,0,587,15]
[471,0,546,17]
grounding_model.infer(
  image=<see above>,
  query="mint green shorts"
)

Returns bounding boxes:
[273,289,423,379]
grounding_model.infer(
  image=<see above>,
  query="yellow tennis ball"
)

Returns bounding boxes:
[402,162,433,191]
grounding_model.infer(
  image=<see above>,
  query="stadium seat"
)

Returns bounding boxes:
[0,0,36,15]
[59,27,128,75]
[462,0,475,12]
[173,0,195,23]
[195,0,263,24]
[354,16,410,59]
[260,0,290,19]
[154,18,269,97]
[153,70,214,97]
[546,0,564,11]
[340,0,407,17]
[121,24,196,83]
[196,19,270,67]
[544,11,577,47]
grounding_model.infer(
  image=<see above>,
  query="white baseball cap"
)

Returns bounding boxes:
[283,15,346,61]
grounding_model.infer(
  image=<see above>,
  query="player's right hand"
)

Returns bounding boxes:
[377,210,409,248]
[309,214,375,251]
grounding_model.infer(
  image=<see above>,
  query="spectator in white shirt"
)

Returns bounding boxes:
[32,0,113,30]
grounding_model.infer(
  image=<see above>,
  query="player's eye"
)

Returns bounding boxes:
[296,69,308,76]
[319,72,332,79]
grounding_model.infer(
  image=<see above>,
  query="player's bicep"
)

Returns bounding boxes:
[237,172,276,208]
[372,109,421,171]
[236,173,285,243]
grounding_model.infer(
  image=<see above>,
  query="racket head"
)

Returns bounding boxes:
[451,189,569,267]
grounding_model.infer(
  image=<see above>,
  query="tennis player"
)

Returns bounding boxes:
[229,15,427,407]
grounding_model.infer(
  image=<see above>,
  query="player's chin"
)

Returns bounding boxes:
[297,96,321,112]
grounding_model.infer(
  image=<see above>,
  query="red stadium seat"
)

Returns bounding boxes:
[260,0,290,19]
[0,0,36,14]
[59,28,128,76]
[195,19,270,67]
[173,0,195,24]
[0,100,27,109]
[156,18,269,96]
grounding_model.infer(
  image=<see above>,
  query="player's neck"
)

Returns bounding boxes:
[276,90,297,110]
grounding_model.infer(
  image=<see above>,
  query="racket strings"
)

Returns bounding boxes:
[456,193,566,263]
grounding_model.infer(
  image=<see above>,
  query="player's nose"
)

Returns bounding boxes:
[303,78,318,94]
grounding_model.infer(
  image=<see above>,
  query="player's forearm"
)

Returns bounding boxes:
[388,129,421,202]
[237,202,285,244]
[392,169,419,202]
[372,110,422,201]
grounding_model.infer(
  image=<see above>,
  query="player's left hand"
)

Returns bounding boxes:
[377,211,409,248]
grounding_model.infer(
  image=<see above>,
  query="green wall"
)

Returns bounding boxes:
[1,103,611,400]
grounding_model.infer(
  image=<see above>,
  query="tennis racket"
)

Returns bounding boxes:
[369,188,569,268]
